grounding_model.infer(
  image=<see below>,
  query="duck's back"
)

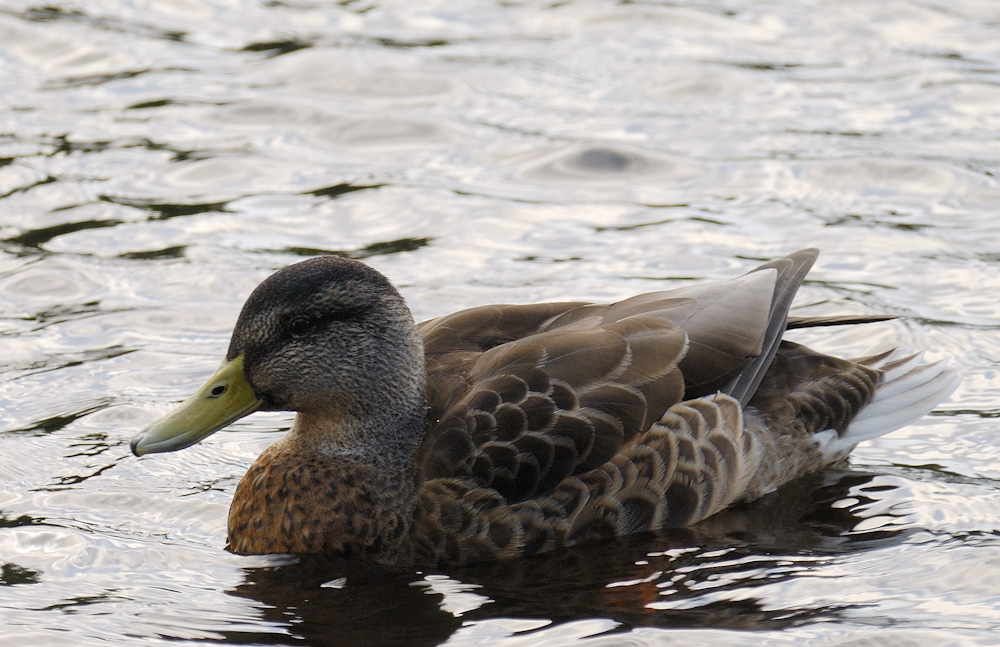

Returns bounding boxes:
[405,251,956,567]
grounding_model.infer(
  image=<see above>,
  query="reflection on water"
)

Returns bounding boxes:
[281,236,433,260]
[2,0,1000,645]
[227,469,911,646]
[0,562,41,586]
[515,144,701,185]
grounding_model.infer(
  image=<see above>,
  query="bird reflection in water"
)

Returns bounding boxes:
[227,468,908,646]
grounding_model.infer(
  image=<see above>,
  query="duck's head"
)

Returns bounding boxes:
[130,256,426,456]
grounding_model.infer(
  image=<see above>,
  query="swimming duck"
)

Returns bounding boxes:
[131,249,957,567]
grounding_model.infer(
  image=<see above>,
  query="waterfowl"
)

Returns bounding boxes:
[131,249,957,567]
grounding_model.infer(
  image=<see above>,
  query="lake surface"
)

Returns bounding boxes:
[2,0,1000,645]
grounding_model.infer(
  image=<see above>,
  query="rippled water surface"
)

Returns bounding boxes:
[2,1,1000,645]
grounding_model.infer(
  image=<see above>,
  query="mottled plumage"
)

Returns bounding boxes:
[131,249,957,567]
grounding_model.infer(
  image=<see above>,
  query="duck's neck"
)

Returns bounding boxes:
[227,411,426,565]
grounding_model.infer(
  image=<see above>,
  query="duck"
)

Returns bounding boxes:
[130,249,958,567]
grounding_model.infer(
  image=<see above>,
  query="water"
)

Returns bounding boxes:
[2,0,1000,645]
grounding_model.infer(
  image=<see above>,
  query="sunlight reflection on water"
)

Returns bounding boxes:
[2,0,1000,646]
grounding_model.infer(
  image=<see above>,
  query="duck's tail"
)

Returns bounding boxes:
[819,348,959,462]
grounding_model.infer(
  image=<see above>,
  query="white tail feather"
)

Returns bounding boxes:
[820,348,959,461]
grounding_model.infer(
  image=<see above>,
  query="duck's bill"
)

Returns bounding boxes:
[130,355,263,456]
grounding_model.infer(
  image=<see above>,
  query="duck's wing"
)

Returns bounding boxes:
[717,248,818,403]
[415,250,819,505]
[535,248,820,403]
[418,303,688,503]
[787,314,897,328]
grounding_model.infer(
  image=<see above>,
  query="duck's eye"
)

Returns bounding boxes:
[288,316,314,337]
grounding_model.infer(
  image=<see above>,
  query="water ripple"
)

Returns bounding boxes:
[2,0,1000,645]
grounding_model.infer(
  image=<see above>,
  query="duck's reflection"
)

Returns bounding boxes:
[227,468,911,646]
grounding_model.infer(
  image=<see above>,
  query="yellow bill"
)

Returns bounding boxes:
[131,355,263,456]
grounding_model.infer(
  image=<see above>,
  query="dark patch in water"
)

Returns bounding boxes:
[283,237,433,259]
[125,99,175,110]
[574,148,635,172]
[100,196,231,220]
[3,219,122,250]
[241,39,313,57]
[5,399,111,435]
[0,513,46,529]
[0,563,41,586]
[307,183,386,199]
[119,246,187,260]
[371,36,451,49]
